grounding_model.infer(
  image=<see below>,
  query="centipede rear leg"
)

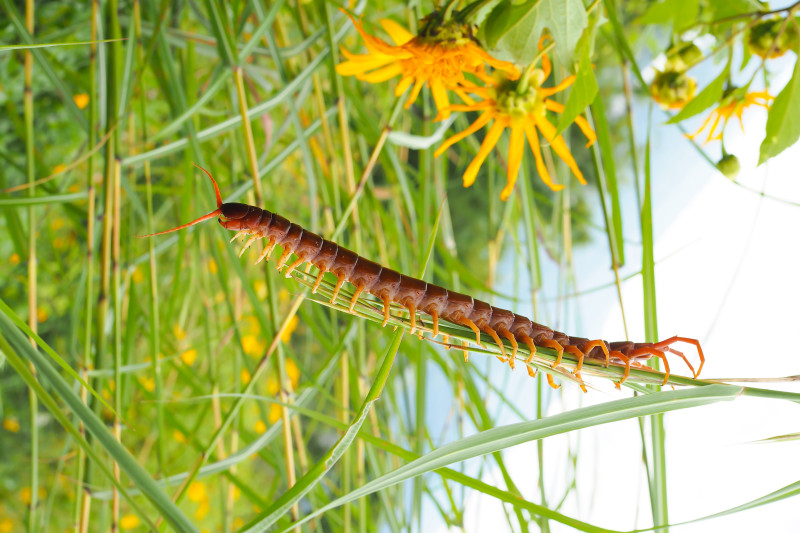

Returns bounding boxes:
[540,339,564,368]
[652,336,705,377]
[498,327,518,369]
[610,350,633,388]
[629,346,671,386]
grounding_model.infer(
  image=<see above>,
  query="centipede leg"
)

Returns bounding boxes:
[275,247,293,270]
[563,345,585,374]
[461,318,483,347]
[283,257,305,278]
[546,373,560,390]
[630,347,671,386]
[312,268,326,294]
[653,336,705,377]
[348,284,365,313]
[483,326,507,362]
[498,327,518,370]
[381,296,391,327]
[238,234,260,257]
[406,304,417,334]
[255,238,277,264]
[431,310,439,337]
[230,230,249,243]
[520,333,537,378]
[330,274,346,303]
[583,340,610,367]
[541,339,564,369]
[610,351,632,388]
[666,347,696,378]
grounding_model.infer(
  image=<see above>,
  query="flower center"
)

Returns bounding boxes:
[494,72,546,118]
[417,13,476,48]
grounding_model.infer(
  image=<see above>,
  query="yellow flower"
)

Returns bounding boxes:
[242,334,265,357]
[254,419,267,433]
[10,253,20,265]
[19,486,46,505]
[3,418,20,433]
[233,517,244,529]
[0,518,14,533]
[688,90,772,144]
[436,48,595,198]
[138,376,155,392]
[255,280,267,300]
[73,93,90,109]
[37,307,48,323]
[120,514,140,530]
[195,499,210,521]
[336,10,518,120]
[280,315,299,343]
[187,482,207,503]
[132,266,144,284]
[208,259,218,274]
[181,349,198,366]
[173,430,186,443]
[240,368,251,385]
[267,403,282,424]
[173,324,186,341]
[266,377,279,396]
[286,358,300,388]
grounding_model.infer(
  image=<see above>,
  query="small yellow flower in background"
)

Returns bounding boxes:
[73,93,90,109]
[138,376,155,392]
[267,403,282,424]
[120,514,140,530]
[286,358,300,388]
[254,419,267,434]
[208,259,218,274]
[688,90,772,144]
[266,377,279,396]
[195,500,210,521]
[233,517,244,529]
[0,518,14,533]
[214,291,225,304]
[10,253,20,265]
[173,430,186,443]
[337,10,519,120]
[37,307,48,323]
[232,485,241,501]
[241,368,251,385]
[50,217,65,231]
[68,184,80,193]
[52,163,67,175]
[2,418,20,433]
[278,288,290,304]
[436,45,595,198]
[242,334,265,357]
[243,315,260,334]
[280,315,299,343]
[53,237,65,250]
[173,324,186,341]
[255,280,267,300]
[187,482,207,503]
[181,349,198,366]
[19,486,46,505]
[132,266,144,284]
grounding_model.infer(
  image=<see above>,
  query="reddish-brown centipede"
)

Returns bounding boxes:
[142,164,705,387]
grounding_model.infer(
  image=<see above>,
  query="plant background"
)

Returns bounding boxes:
[1,0,800,532]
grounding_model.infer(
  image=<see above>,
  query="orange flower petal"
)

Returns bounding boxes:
[435,110,494,157]
[502,121,525,200]
[539,75,575,97]
[535,116,586,184]
[405,77,426,109]
[379,18,414,45]
[523,120,563,191]
[463,119,506,187]
[430,78,451,120]
[395,75,415,97]
[359,62,403,83]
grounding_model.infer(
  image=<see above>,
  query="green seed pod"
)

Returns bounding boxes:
[716,154,741,179]
[747,18,797,59]
[664,42,703,72]
[650,70,697,110]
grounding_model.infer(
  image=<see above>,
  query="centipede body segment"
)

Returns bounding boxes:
[142,165,706,388]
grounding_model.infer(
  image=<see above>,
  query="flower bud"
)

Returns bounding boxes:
[650,70,697,110]
[716,154,740,179]
[664,42,702,72]
[748,18,797,59]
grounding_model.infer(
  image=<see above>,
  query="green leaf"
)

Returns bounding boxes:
[488,0,588,65]
[667,64,729,124]
[555,34,598,135]
[759,56,800,165]
[709,0,763,20]
[638,0,699,32]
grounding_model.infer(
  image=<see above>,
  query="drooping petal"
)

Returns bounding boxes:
[539,75,575,97]
[359,62,404,83]
[523,120,563,191]
[704,113,723,145]
[434,110,494,158]
[405,77,426,109]
[434,101,491,121]
[466,44,520,78]
[430,78,451,120]
[395,75,415,97]
[543,101,598,147]
[686,111,715,141]
[379,18,414,45]
[502,121,525,200]
[463,119,506,187]
[535,115,586,185]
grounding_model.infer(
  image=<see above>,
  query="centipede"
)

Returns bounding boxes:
[142,164,705,388]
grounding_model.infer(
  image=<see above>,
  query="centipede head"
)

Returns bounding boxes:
[138,163,228,237]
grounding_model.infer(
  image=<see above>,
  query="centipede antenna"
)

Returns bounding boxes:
[137,209,222,238]
[137,163,224,238]
[192,162,223,209]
